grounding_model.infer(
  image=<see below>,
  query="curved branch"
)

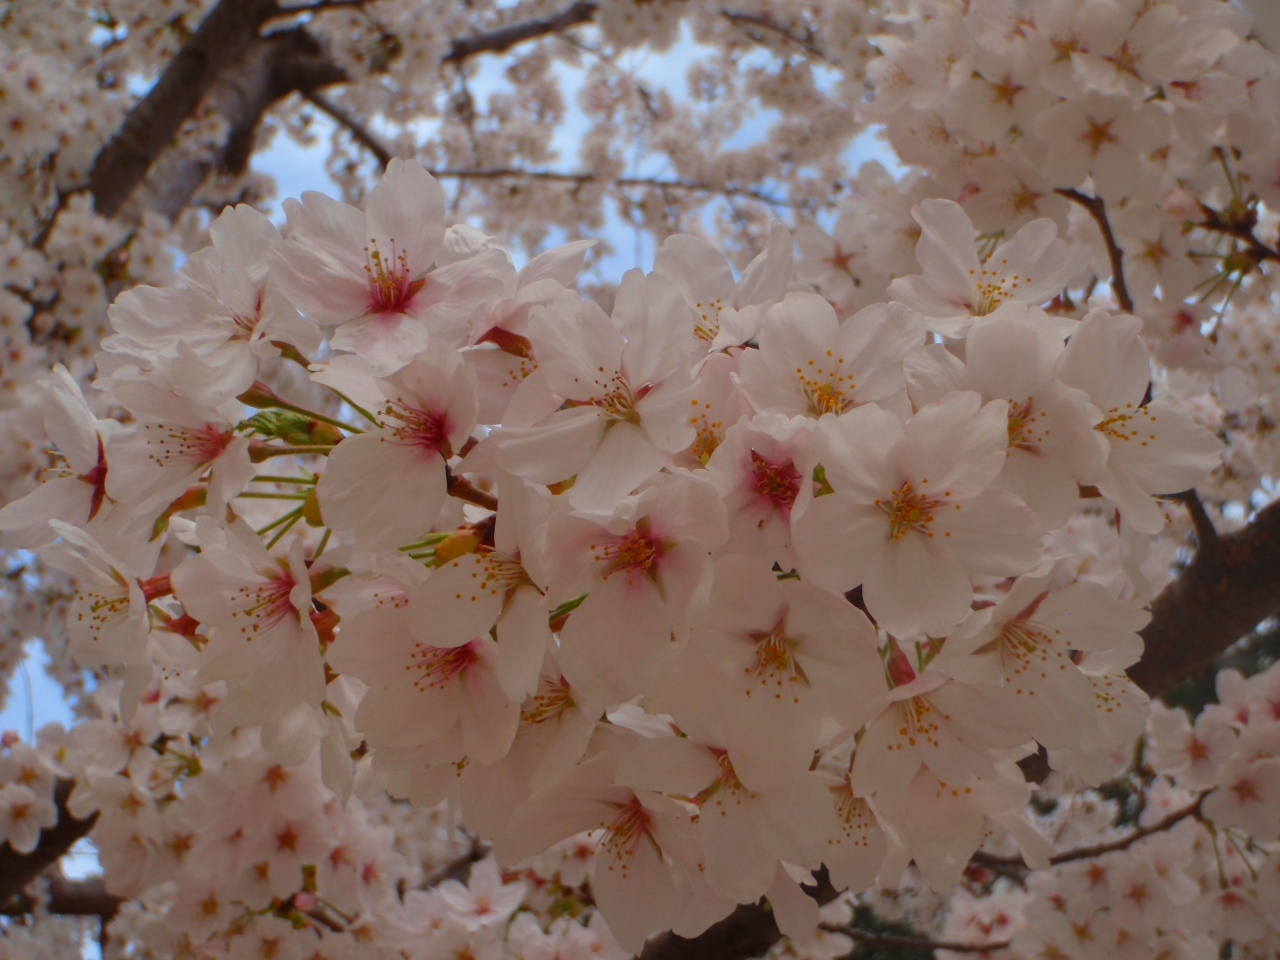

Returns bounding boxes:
[303,89,392,169]
[1055,187,1134,314]
[86,0,603,219]
[0,779,99,905]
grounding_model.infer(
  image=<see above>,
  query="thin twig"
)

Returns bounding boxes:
[721,9,829,62]
[446,470,498,511]
[303,89,393,170]
[442,1,597,63]
[971,794,1205,870]
[1056,187,1134,313]
[1195,204,1280,265]
[421,838,489,889]
[424,167,794,207]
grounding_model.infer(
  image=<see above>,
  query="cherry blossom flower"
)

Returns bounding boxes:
[270,159,505,375]
[497,750,700,953]
[546,471,727,706]
[704,412,815,567]
[103,350,251,522]
[0,365,114,547]
[1056,309,1224,534]
[937,572,1149,759]
[0,783,55,854]
[496,269,696,512]
[172,520,326,741]
[326,593,519,765]
[738,293,923,419]
[316,347,476,550]
[792,392,1045,637]
[653,222,793,351]
[102,205,320,395]
[886,200,1077,338]
[412,474,550,702]
[674,554,883,787]
[904,302,1101,528]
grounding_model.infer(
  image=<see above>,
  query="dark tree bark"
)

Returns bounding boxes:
[1130,495,1280,694]
[0,780,98,906]
[87,0,283,217]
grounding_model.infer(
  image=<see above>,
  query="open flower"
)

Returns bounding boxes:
[0,365,115,547]
[317,347,477,550]
[270,159,505,374]
[1055,309,1223,534]
[546,471,728,706]
[496,269,696,513]
[887,200,1076,339]
[904,302,1101,528]
[792,392,1045,637]
[738,293,923,419]
[103,204,321,395]
[653,222,793,352]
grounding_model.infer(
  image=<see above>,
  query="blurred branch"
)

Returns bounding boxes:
[443,1,598,63]
[970,794,1204,871]
[823,926,1011,954]
[0,779,99,906]
[88,0,282,217]
[426,167,795,207]
[2,877,122,920]
[720,9,829,62]
[302,89,393,169]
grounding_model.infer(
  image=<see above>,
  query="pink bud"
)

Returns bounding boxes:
[885,638,917,687]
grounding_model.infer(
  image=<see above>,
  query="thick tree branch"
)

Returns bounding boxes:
[424,167,793,206]
[1177,488,1221,564]
[1055,187,1134,314]
[2,877,122,919]
[87,0,282,217]
[92,0,603,219]
[0,779,98,905]
[1129,494,1280,695]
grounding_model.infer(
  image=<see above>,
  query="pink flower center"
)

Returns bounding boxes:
[408,640,479,692]
[750,450,801,514]
[382,400,451,456]
[232,570,301,638]
[600,794,658,861]
[521,675,574,725]
[143,422,234,468]
[364,239,425,313]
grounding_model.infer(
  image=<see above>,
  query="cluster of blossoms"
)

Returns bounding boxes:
[0,678,627,960]
[796,0,1280,507]
[8,0,1280,957]
[1003,660,1280,960]
[0,153,1237,952]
